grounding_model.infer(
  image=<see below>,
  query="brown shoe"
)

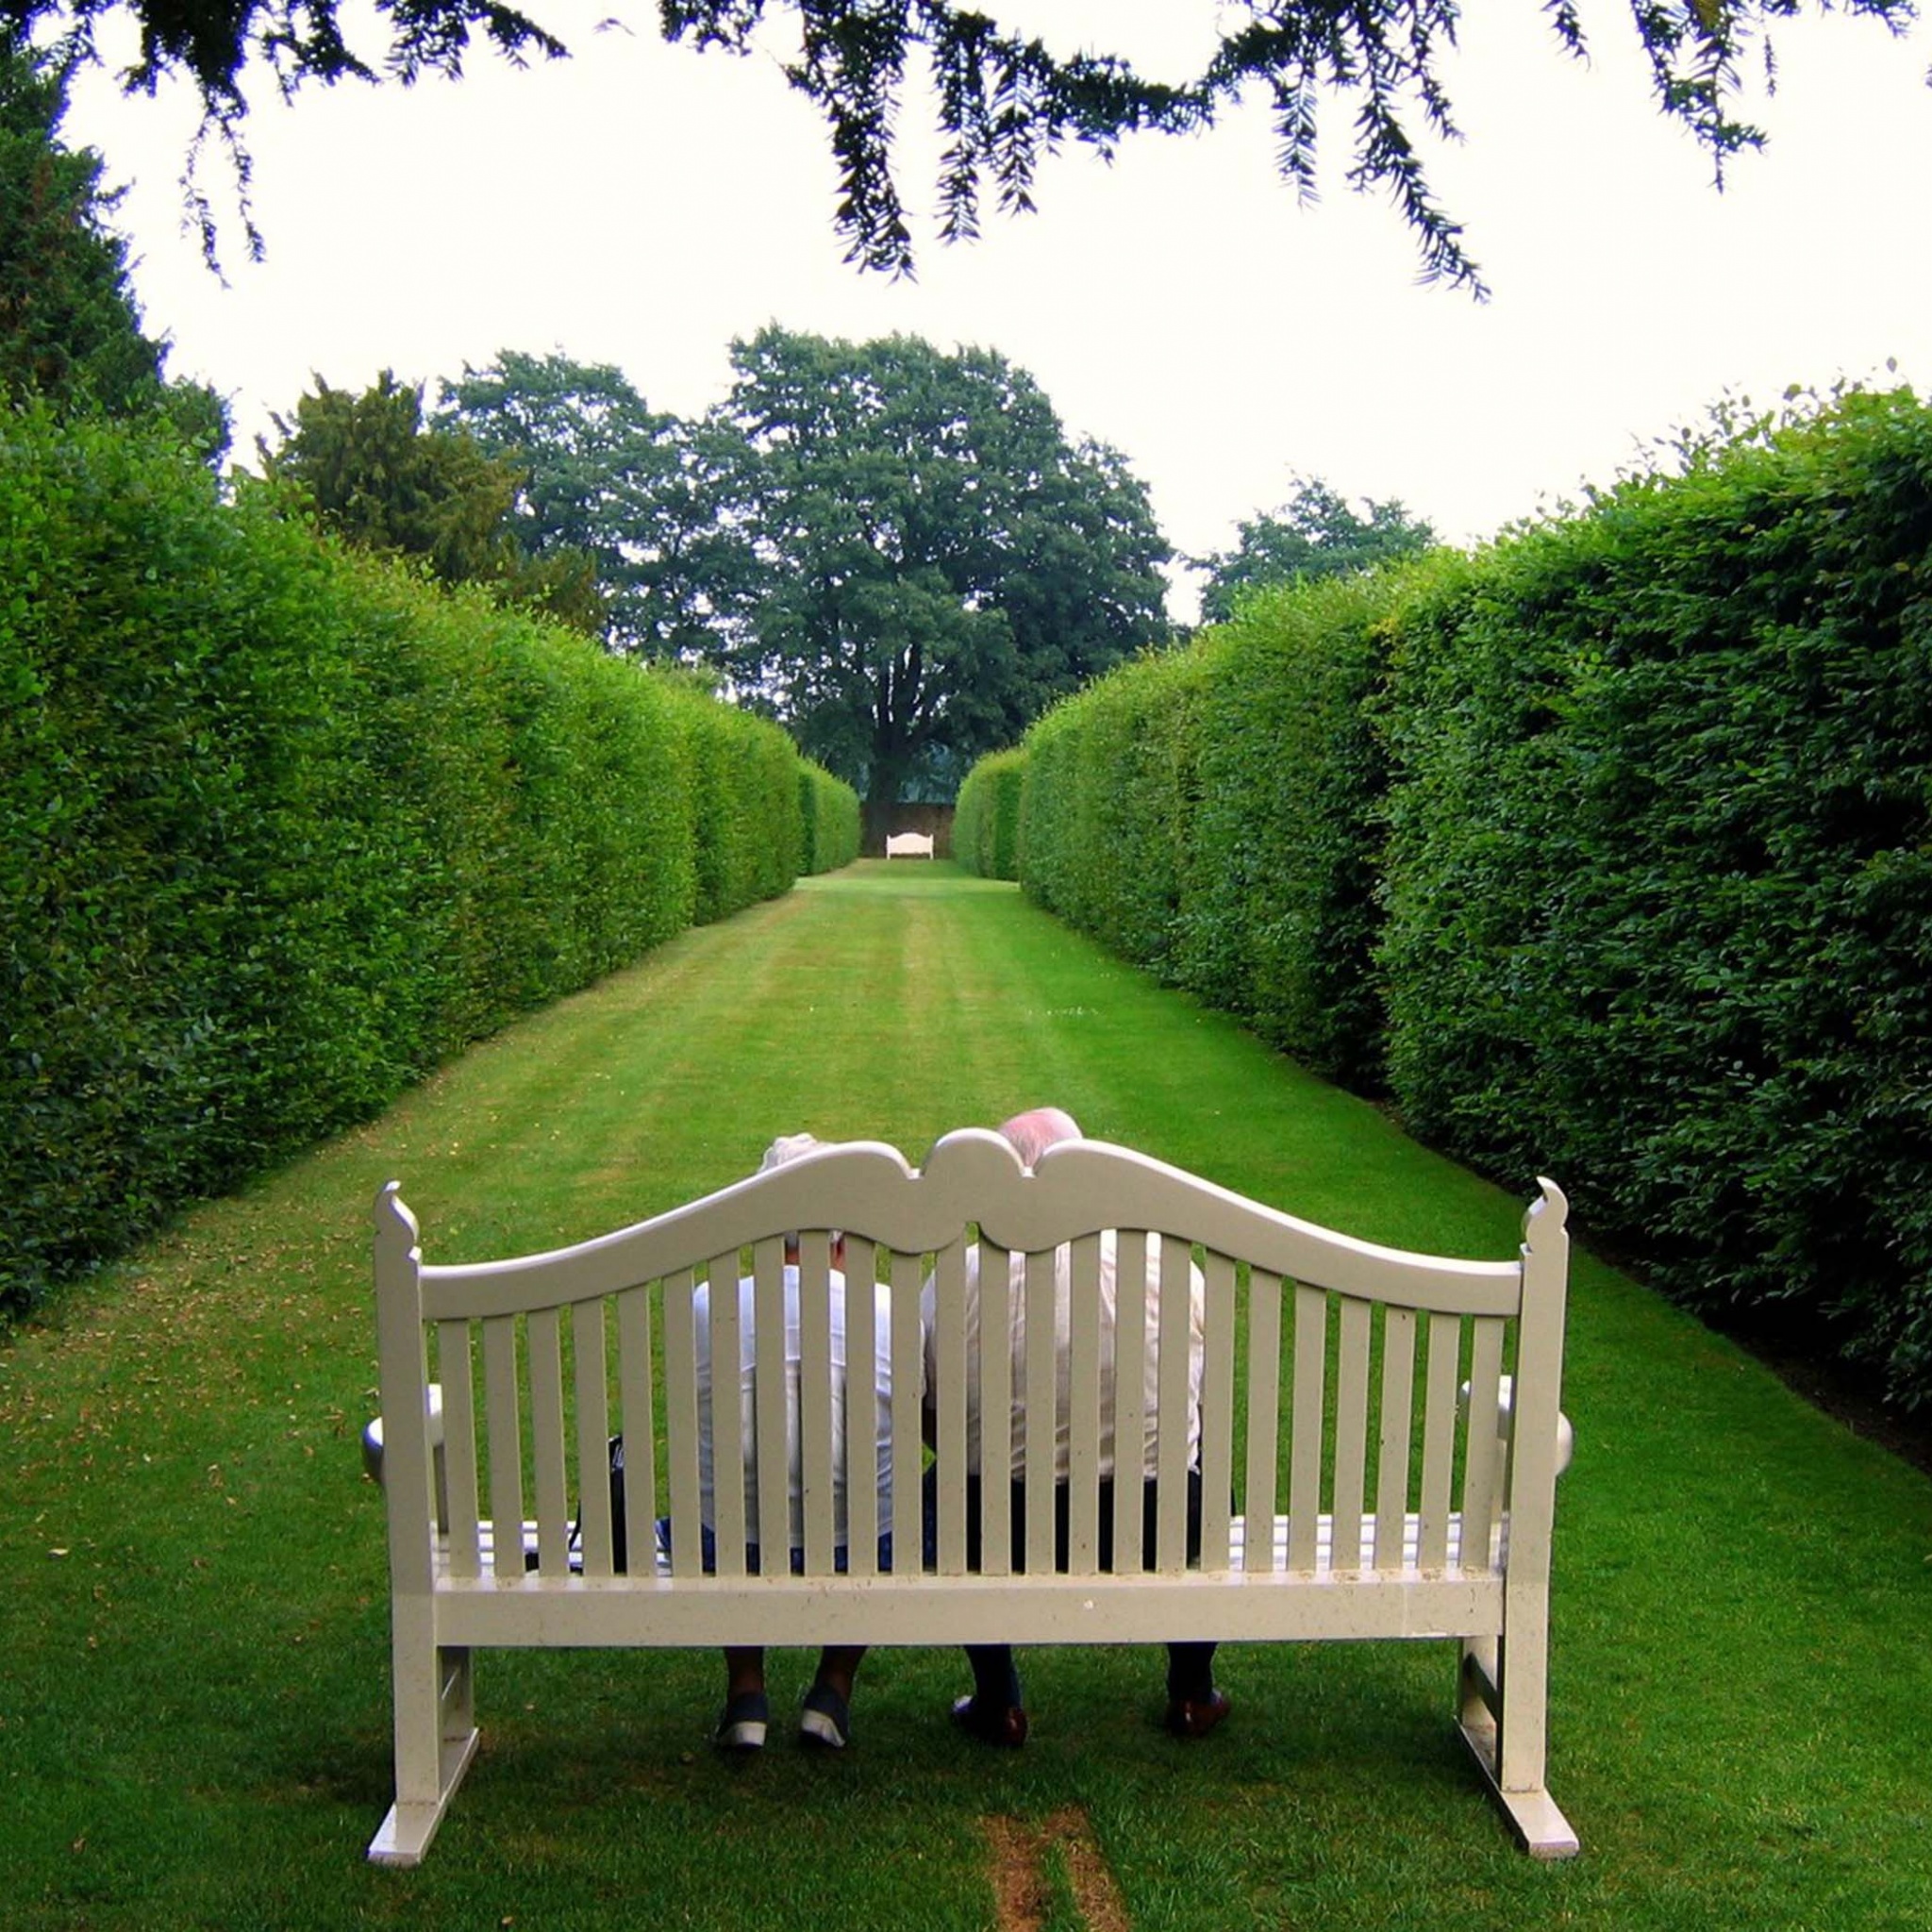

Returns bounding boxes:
[1164,1689,1232,1739]
[952,1693,1029,1747]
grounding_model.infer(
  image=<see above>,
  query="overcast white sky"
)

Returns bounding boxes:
[58,1,1932,620]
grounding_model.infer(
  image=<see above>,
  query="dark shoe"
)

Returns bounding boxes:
[715,1690,769,1752]
[952,1692,1028,1748]
[1164,1688,1232,1739]
[799,1681,851,1751]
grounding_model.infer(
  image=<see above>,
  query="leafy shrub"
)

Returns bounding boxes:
[1019,648,1212,977]
[1379,388,1932,1402]
[986,386,1932,1405]
[1,404,826,1319]
[1174,571,1407,1086]
[952,748,1026,878]
[798,760,861,873]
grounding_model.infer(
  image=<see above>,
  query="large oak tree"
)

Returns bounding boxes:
[711,326,1170,843]
[4,2,1914,291]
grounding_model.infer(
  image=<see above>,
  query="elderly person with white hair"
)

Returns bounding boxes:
[922,1107,1227,1746]
[685,1132,896,1754]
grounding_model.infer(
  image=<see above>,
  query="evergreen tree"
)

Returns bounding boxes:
[0,24,225,447]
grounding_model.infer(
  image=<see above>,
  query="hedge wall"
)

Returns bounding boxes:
[1014,571,1402,1087]
[799,759,862,874]
[952,747,1026,879]
[972,386,1932,1406]
[1379,388,1932,1399]
[1,405,857,1318]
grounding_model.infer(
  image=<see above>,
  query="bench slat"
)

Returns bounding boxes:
[527,1307,570,1578]
[1199,1251,1236,1571]
[481,1315,525,1581]
[1156,1233,1191,1573]
[1287,1283,1325,1574]
[438,1320,482,1579]
[572,1298,613,1576]
[1331,1297,1371,1572]
[1243,1269,1283,1574]
[932,1237,969,1575]
[1417,1311,1460,1572]
[845,1239,880,1577]
[1461,1316,1507,1568]
[1065,1234,1103,1574]
[889,1249,923,1565]
[799,1232,837,1575]
[1024,1246,1058,1575]
[709,1253,748,1579]
[662,1271,702,1579]
[616,1284,656,1572]
[977,1241,1012,1575]
[1111,1232,1147,1573]
[1374,1306,1416,1572]
[751,1238,788,1569]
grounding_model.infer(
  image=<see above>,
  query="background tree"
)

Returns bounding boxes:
[1194,476,1437,624]
[0,23,224,447]
[711,325,1170,846]
[258,370,604,631]
[436,349,753,659]
[4,1,1912,291]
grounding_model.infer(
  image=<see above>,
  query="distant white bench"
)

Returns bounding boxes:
[884,831,934,858]
[367,1132,1578,1864]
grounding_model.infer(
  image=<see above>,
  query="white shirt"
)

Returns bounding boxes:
[921,1232,1205,1484]
[693,1265,894,1549]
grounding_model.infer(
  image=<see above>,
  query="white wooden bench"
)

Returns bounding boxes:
[368,1131,1577,1864]
[884,831,934,858]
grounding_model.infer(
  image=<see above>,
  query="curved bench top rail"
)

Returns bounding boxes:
[399,1131,1551,1324]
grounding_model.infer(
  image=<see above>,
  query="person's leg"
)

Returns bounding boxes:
[717,1645,769,1750]
[801,1644,866,1750]
[953,1642,1028,1746]
[1155,1471,1231,1736]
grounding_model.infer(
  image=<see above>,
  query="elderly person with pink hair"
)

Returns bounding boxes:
[922,1107,1227,1745]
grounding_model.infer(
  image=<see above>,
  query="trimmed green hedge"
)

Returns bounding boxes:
[799,759,862,874]
[952,747,1026,879]
[1,405,858,1318]
[1380,388,1932,1399]
[974,386,1932,1406]
[1014,571,1401,1087]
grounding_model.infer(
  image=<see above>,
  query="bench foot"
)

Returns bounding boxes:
[1457,1713,1579,1860]
[368,1725,480,1868]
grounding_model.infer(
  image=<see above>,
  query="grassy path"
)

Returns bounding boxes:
[3,863,1929,1929]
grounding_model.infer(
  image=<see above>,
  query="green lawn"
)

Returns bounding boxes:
[4,861,1929,1929]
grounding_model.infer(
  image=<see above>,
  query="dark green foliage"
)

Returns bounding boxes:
[798,760,862,874]
[1193,476,1436,626]
[436,350,749,660]
[1379,388,1932,1403]
[258,371,606,634]
[952,747,1025,879]
[992,383,1932,1405]
[714,326,1170,842]
[10,1,1912,292]
[0,25,225,447]
[1,404,836,1320]
[1007,571,1399,1087]
[1174,572,1407,1087]
[1018,648,1213,982]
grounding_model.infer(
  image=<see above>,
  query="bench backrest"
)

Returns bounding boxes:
[374,1133,1568,1591]
[884,832,933,858]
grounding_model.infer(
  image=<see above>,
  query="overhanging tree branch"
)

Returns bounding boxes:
[7,0,1918,286]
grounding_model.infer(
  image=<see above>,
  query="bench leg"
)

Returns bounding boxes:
[1457,1630,1578,1859]
[370,1600,478,1867]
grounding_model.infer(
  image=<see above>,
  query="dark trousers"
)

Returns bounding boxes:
[920,1466,1219,1704]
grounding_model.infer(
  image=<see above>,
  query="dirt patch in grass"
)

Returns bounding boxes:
[982,1807,1130,1932]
